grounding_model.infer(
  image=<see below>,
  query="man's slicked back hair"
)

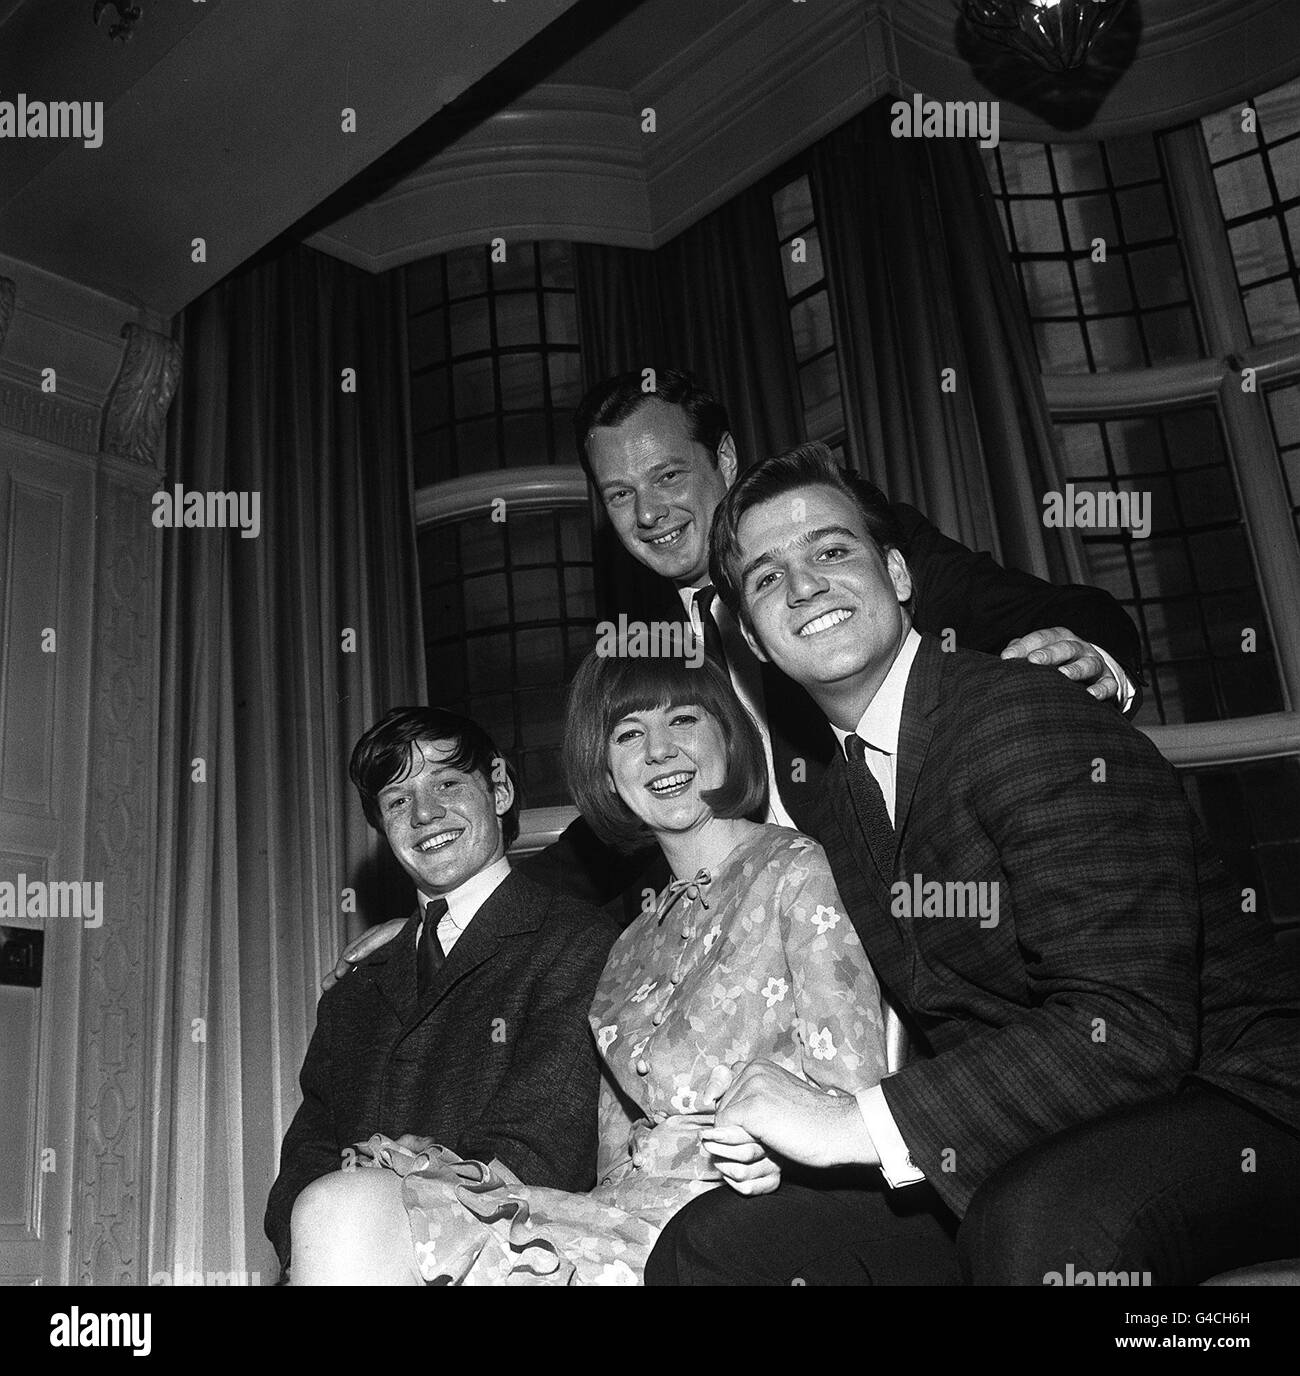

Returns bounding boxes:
[709,441,907,617]
[573,368,731,482]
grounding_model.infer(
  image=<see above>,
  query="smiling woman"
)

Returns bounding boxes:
[563,655,768,856]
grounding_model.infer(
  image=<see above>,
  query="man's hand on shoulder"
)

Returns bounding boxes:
[321,917,406,992]
[1000,626,1125,704]
[707,1060,876,1169]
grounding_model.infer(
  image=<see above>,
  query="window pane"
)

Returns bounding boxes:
[1051,143,1106,193]
[1060,193,1117,252]
[454,357,496,419]
[1257,77,1300,144]
[463,573,509,626]
[789,290,834,360]
[798,352,841,412]
[445,246,488,300]
[1054,407,1285,724]
[772,174,813,240]
[1213,156,1274,218]
[548,351,582,410]
[1228,219,1290,286]
[501,411,550,466]
[460,517,506,574]
[450,299,491,355]
[515,628,563,688]
[1116,184,1172,243]
[455,417,499,473]
[1085,315,1145,369]
[1243,278,1300,343]
[491,242,538,291]
[986,135,1201,373]
[544,292,578,347]
[498,352,544,411]
[508,512,556,568]
[512,568,559,623]
[1009,199,1065,253]
[781,226,825,297]
[495,293,539,348]
[994,143,1052,195]
[1129,245,1190,308]
[409,241,578,474]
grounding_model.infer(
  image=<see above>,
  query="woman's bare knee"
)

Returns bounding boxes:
[289,1169,421,1285]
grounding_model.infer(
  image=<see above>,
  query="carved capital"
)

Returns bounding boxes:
[0,276,15,352]
[101,323,182,467]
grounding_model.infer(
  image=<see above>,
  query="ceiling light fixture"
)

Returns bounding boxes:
[956,0,1131,72]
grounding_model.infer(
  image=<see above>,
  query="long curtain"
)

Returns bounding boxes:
[146,246,426,1283]
[810,96,1086,584]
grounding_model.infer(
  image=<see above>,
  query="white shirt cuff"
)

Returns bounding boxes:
[856,1083,926,1187]
[1091,644,1135,713]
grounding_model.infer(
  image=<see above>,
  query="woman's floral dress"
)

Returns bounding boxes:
[356,824,887,1285]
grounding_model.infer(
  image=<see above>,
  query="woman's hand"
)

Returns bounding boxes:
[698,1062,781,1194]
[699,1122,782,1196]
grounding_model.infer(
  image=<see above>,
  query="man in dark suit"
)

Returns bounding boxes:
[265,707,616,1282]
[647,442,1300,1285]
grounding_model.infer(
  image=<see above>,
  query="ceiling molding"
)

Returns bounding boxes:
[310,0,1300,272]
[311,0,895,269]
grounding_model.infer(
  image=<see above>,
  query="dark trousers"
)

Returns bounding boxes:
[959,1084,1300,1285]
[645,1172,960,1286]
[646,1087,1300,1286]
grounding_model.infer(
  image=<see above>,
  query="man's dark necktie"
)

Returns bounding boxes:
[694,586,728,673]
[417,898,448,996]
[844,734,895,881]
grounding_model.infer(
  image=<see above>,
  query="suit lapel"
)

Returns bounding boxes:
[409,869,544,1023]
[358,909,421,1022]
[893,636,945,847]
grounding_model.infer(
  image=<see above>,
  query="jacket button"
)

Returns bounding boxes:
[635,1058,649,1075]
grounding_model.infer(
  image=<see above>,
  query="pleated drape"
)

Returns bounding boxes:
[146,246,426,1283]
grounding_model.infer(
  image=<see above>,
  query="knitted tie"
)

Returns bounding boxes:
[844,734,895,881]
[417,897,449,996]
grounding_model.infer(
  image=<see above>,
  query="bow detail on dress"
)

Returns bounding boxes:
[655,868,712,926]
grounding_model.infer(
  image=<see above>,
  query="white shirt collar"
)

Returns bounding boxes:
[678,582,708,620]
[418,854,511,934]
[829,627,922,758]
